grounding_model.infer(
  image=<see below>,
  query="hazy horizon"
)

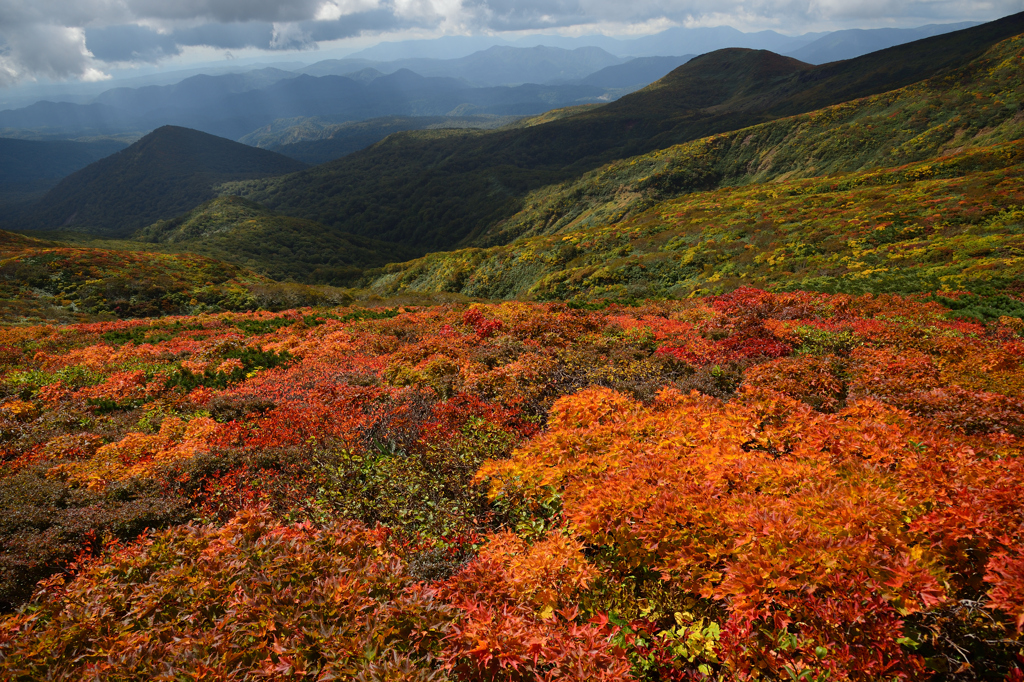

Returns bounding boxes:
[0,0,1020,95]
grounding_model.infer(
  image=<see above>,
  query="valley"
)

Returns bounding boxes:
[0,12,1022,681]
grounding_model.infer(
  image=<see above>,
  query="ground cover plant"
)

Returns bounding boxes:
[0,290,1022,679]
[225,18,1024,254]
[369,140,1024,302]
[0,229,360,322]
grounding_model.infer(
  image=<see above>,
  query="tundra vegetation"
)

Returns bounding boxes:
[0,291,1022,680]
[1,19,1024,682]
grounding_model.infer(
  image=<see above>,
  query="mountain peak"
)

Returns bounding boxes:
[25,126,307,237]
[626,48,810,112]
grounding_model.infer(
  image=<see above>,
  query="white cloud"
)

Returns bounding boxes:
[270,21,316,49]
[0,0,1021,84]
[0,24,108,85]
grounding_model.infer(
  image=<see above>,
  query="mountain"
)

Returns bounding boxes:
[242,115,523,165]
[0,137,129,207]
[580,56,696,89]
[0,101,136,135]
[134,196,420,285]
[231,13,1024,252]
[302,46,628,86]
[368,140,1024,301]
[0,68,614,141]
[19,126,307,237]
[787,21,979,64]
[92,68,298,113]
[365,27,1024,300]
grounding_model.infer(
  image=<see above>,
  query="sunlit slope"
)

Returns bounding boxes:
[368,141,1024,300]
[480,31,1024,246]
[0,229,281,321]
[230,14,1024,251]
[136,196,419,285]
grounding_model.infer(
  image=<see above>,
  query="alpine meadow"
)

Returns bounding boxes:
[1,8,1024,681]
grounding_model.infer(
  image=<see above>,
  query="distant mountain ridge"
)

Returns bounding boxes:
[343,25,826,61]
[93,68,297,114]
[579,56,696,89]
[787,21,980,64]
[0,63,612,141]
[227,12,1024,253]
[19,126,307,236]
[0,137,128,207]
[301,45,628,86]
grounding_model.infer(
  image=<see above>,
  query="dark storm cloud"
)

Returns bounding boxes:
[83,9,416,64]
[84,25,184,63]
[2,0,1024,84]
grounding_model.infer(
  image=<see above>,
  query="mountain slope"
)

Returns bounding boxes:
[479,29,1024,246]
[135,196,420,285]
[0,137,129,207]
[366,29,1024,299]
[580,56,695,89]
[787,22,979,64]
[20,126,307,237]
[231,12,1024,251]
[368,141,1024,301]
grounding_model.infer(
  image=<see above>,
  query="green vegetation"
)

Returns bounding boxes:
[134,196,419,285]
[479,31,1024,246]
[369,140,1024,301]
[365,32,1024,300]
[241,114,526,165]
[229,14,1024,250]
[0,229,356,322]
[20,126,307,237]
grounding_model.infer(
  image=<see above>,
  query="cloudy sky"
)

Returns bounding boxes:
[0,0,1021,86]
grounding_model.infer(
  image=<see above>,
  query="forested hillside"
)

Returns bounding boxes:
[19,126,307,236]
[231,13,1024,250]
[136,196,419,285]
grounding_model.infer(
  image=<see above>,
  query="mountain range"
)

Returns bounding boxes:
[20,126,306,235]
[223,12,1024,252]
[2,13,1024,682]
[3,12,1024,296]
[0,68,611,142]
[0,18,982,147]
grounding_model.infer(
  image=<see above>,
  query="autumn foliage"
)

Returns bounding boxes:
[0,289,1022,679]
